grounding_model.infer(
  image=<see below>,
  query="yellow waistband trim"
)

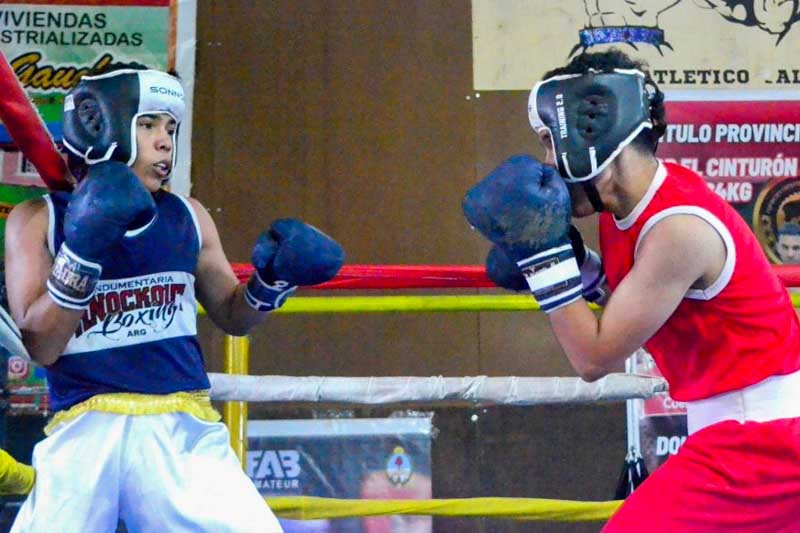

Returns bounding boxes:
[45,391,221,435]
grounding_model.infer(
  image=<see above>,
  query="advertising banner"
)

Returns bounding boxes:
[659,99,800,264]
[473,0,800,95]
[5,351,48,416]
[0,0,197,195]
[626,350,686,474]
[248,417,433,533]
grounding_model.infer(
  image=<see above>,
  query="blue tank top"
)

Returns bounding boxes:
[45,189,210,411]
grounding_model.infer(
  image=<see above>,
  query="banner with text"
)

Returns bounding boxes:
[659,100,800,264]
[626,350,687,475]
[0,0,197,194]
[473,0,800,95]
[248,417,433,533]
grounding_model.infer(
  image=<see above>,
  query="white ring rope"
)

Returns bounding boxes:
[207,372,668,405]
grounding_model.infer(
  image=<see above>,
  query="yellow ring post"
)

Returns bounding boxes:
[223,335,250,467]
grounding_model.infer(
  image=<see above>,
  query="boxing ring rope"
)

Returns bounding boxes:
[215,336,645,522]
[232,263,800,290]
[265,495,622,522]
[208,372,668,404]
[216,265,672,524]
[229,263,800,314]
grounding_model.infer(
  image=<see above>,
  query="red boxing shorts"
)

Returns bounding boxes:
[604,417,800,532]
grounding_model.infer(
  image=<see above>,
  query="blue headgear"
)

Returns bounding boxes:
[528,69,653,183]
[62,69,185,173]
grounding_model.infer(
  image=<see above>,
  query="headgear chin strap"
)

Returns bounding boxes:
[62,69,185,175]
[528,69,653,210]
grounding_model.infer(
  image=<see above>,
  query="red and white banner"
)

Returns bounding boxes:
[659,100,800,264]
[627,350,687,474]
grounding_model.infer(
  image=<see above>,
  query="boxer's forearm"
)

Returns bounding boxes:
[16,294,83,366]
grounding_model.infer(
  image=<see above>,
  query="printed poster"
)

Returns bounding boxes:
[0,0,197,195]
[659,100,800,264]
[5,350,49,416]
[626,350,686,474]
[473,0,800,95]
[248,417,433,533]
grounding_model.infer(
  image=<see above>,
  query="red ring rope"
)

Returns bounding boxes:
[232,264,800,290]
[0,51,70,191]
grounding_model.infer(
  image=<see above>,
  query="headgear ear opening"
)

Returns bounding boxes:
[62,69,185,174]
[76,97,102,137]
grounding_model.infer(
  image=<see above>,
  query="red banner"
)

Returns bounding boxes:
[659,101,800,264]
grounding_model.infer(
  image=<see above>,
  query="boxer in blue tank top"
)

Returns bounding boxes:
[6,65,343,533]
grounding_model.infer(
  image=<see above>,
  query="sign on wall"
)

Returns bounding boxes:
[473,0,800,95]
[659,100,800,264]
[249,417,433,533]
[0,0,197,195]
[626,350,686,475]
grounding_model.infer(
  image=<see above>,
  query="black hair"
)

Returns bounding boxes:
[542,48,666,155]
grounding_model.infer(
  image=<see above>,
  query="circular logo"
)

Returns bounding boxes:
[385,446,413,487]
[8,355,29,378]
[753,177,800,264]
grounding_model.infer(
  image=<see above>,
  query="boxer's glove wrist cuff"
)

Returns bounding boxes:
[244,271,297,312]
[580,248,607,304]
[47,243,102,310]
[516,243,582,313]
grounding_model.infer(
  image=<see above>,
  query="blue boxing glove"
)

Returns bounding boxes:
[486,227,608,304]
[48,161,157,309]
[463,155,581,313]
[245,218,345,312]
[486,244,528,292]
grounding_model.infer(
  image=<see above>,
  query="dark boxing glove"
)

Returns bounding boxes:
[463,155,581,313]
[245,218,345,312]
[47,161,157,309]
[486,244,528,292]
[486,227,607,304]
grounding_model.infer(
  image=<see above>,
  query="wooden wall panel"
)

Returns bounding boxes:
[195,1,485,379]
